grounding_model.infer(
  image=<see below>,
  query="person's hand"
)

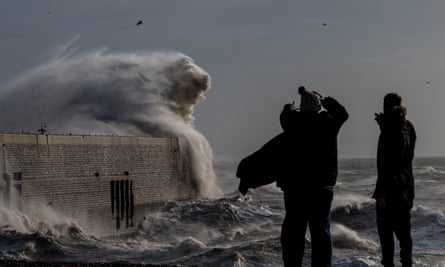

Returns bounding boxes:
[313,91,325,101]
[374,112,383,124]
[283,101,297,111]
[238,179,249,195]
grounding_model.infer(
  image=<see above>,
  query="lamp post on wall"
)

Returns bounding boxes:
[38,122,47,134]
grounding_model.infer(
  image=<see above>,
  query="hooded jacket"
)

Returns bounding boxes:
[372,106,416,209]
[277,96,348,189]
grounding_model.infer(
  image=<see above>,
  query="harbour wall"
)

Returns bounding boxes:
[0,134,196,237]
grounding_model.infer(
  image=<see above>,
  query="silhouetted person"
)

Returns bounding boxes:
[373,92,416,267]
[278,86,348,267]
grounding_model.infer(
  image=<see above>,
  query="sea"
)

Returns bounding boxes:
[0,157,444,267]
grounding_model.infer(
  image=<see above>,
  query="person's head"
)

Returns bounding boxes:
[298,86,321,112]
[383,92,402,112]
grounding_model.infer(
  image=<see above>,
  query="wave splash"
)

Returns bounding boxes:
[0,47,219,197]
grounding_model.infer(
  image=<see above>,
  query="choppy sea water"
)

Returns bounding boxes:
[0,158,444,266]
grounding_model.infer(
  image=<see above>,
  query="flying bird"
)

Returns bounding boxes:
[426,81,430,85]
[136,20,143,26]
[322,23,327,26]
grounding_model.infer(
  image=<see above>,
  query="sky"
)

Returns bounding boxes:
[1,0,445,160]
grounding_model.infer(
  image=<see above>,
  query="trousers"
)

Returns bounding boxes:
[376,202,413,267]
[281,187,333,267]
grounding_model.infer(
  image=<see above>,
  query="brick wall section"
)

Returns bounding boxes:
[0,134,196,237]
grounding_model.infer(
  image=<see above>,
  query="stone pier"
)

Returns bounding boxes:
[0,134,195,237]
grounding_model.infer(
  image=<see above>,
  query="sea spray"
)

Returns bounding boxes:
[0,200,84,243]
[0,48,219,197]
[331,223,378,250]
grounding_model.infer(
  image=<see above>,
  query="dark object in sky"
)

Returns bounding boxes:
[322,23,327,26]
[136,20,143,26]
[426,81,430,85]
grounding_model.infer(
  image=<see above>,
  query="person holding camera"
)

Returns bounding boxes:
[278,86,348,267]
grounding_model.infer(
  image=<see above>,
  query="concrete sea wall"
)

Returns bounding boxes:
[0,134,196,237]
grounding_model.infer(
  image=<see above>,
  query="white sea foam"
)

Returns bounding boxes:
[0,200,83,238]
[331,223,378,250]
[416,166,445,175]
[334,256,381,267]
[333,193,373,210]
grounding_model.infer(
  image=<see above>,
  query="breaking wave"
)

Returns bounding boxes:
[331,223,378,250]
[416,166,445,175]
[0,44,218,197]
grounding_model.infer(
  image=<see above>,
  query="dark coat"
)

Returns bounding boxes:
[236,96,348,194]
[236,132,288,194]
[277,96,348,190]
[372,106,416,209]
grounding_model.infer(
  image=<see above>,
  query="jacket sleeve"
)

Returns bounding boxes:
[321,96,349,133]
[405,121,417,206]
[279,103,296,132]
